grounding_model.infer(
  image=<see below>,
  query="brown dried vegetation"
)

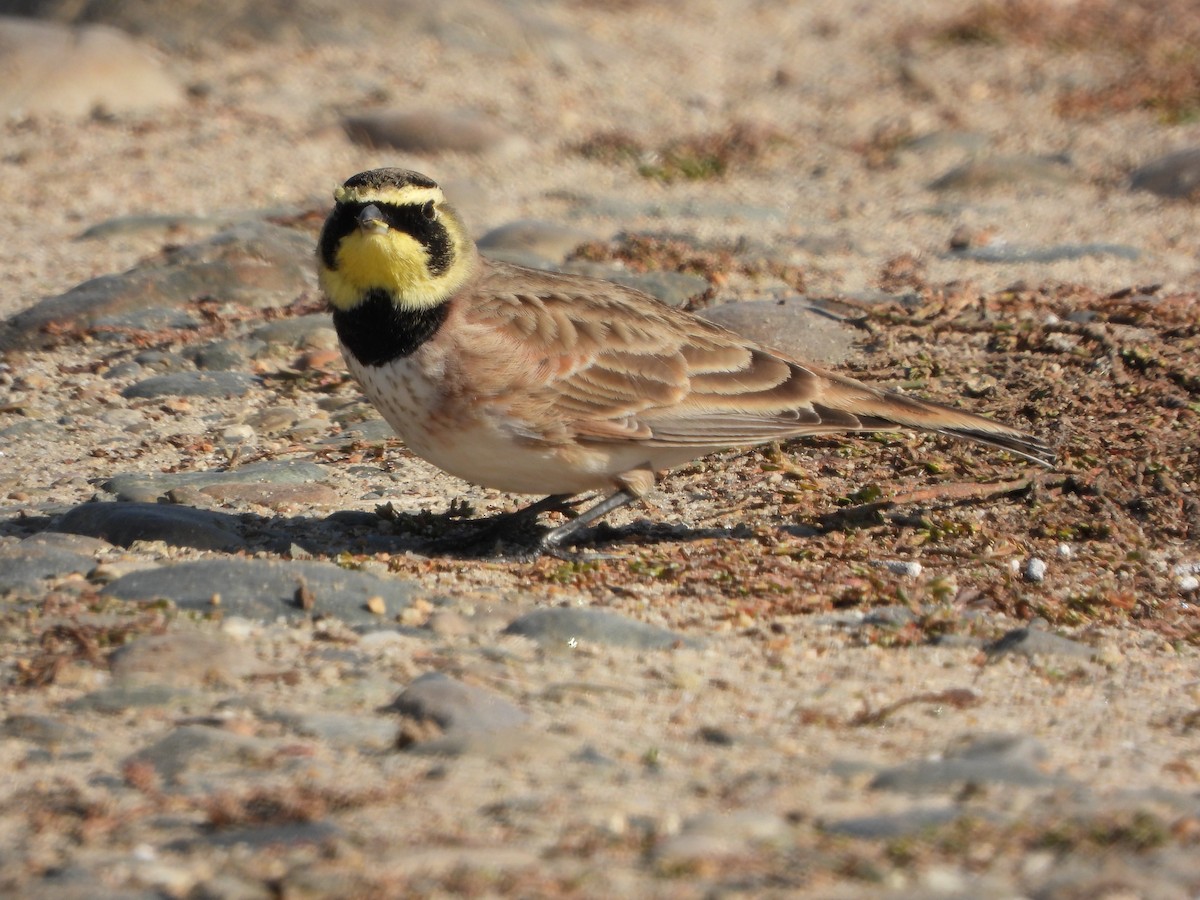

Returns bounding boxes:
[575,121,793,181]
[929,0,1200,122]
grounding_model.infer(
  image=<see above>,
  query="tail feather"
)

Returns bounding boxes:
[931,425,1055,467]
[814,380,1056,468]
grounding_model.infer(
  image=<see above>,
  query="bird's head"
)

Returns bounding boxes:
[317,168,476,312]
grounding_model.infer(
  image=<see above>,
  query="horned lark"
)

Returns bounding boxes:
[318,168,1053,552]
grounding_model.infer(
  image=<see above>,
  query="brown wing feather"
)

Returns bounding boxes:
[460,261,1054,465]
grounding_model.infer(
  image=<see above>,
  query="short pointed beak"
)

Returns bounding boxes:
[357,204,388,234]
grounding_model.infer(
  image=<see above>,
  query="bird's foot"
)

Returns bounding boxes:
[418,494,585,559]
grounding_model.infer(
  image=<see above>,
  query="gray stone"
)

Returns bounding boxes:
[268,710,397,751]
[503,606,701,650]
[1130,147,1200,199]
[928,154,1077,192]
[186,339,263,371]
[342,109,521,155]
[29,868,161,900]
[985,626,1099,661]
[22,531,114,554]
[0,16,184,120]
[388,672,528,752]
[871,733,1062,793]
[103,459,331,502]
[121,371,258,400]
[338,419,397,442]
[77,206,306,240]
[101,558,421,626]
[68,683,206,713]
[560,261,709,307]
[699,298,859,365]
[0,535,98,594]
[250,315,336,348]
[1021,848,1198,900]
[902,130,990,156]
[821,805,963,838]
[695,725,737,746]
[247,406,301,435]
[109,631,263,687]
[0,419,62,442]
[124,724,278,783]
[3,223,314,350]
[946,243,1139,263]
[53,502,244,552]
[0,714,93,749]
[195,481,340,510]
[478,220,601,265]
[180,821,342,852]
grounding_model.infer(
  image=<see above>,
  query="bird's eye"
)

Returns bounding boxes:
[422,200,437,220]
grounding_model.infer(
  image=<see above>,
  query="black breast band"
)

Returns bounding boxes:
[332,289,449,366]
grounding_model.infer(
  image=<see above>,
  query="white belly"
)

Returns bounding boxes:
[344,350,622,496]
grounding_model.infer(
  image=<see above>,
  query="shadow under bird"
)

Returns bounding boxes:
[317,168,1054,553]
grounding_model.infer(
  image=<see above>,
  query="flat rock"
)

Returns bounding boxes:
[699,298,860,365]
[53,502,244,552]
[560,261,709,307]
[124,724,279,785]
[928,154,1078,192]
[946,243,1139,263]
[342,109,521,155]
[68,683,207,714]
[821,805,964,838]
[0,714,94,750]
[177,821,343,853]
[185,338,264,371]
[109,631,264,687]
[103,459,330,502]
[268,710,397,751]
[0,419,62,442]
[3,223,314,350]
[985,626,1099,661]
[338,419,397,442]
[871,732,1063,793]
[0,16,184,120]
[503,606,701,650]
[477,220,601,265]
[101,557,422,626]
[1129,147,1200,199]
[250,315,337,349]
[0,535,100,595]
[121,371,258,399]
[197,481,340,510]
[388,672,528,754]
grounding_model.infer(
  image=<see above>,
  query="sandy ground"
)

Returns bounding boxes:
[1,1,1199,896]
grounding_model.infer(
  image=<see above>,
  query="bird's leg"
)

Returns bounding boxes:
[540,489,636,552]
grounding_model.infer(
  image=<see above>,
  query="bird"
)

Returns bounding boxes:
[317,167,1054,554]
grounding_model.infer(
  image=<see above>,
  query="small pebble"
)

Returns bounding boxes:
[874,560,923,578]
[1023,557,1047,583]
